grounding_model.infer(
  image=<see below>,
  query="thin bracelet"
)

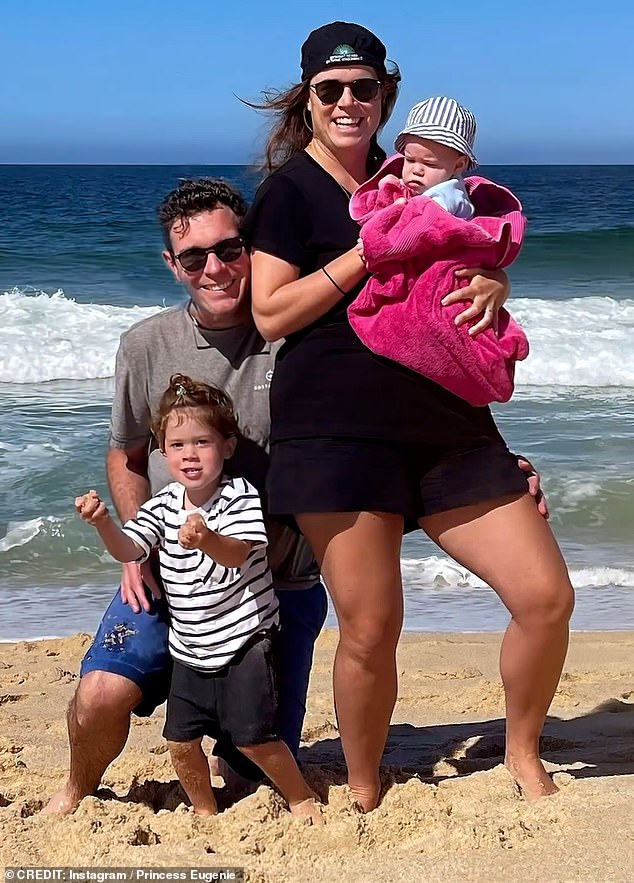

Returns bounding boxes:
[322,265,347,296]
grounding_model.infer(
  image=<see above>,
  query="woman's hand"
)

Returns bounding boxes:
[441,267,510,337]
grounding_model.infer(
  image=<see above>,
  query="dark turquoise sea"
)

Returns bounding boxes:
[1,164,633,638]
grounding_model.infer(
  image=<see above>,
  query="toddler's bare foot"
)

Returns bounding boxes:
[190,791,219,816]
[505,755,558,800]
[192,803,219,816]
[289,796,324,825]
[41,786,83,816]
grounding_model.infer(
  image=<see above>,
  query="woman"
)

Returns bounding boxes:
[246,21,574,812]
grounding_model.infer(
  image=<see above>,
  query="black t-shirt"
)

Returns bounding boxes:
[244,151,500,446]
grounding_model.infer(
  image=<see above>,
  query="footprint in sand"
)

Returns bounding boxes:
[0,694,25,706]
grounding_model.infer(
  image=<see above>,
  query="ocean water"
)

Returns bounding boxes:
[1,164,633,640]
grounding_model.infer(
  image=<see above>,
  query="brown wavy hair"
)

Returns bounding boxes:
[246,62,401,175]
[157,179,247,251]
[152,374,240,449]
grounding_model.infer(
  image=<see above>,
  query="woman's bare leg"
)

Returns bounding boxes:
[168,738,218,815]
[421,493,574,799]
[297,511,404,812]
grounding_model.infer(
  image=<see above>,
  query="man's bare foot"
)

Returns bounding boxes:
[289,796,324,825]
[41,786,84,816]
[505,755,559,800]
[348,775,381,813]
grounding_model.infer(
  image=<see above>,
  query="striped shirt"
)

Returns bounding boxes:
[121,477,278,671]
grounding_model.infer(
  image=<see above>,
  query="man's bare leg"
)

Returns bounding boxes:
[42,671,142,815]
[208,755,259,797]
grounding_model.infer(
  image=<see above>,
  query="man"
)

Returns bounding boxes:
[44,178,327,814]
[44,177,546,815]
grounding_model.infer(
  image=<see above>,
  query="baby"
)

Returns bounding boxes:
[394,96,477,219]
[349,96,529,408]
[355,96,477,254]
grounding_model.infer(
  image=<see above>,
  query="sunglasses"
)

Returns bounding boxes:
[174,236,244,272]
[310,78,382,105]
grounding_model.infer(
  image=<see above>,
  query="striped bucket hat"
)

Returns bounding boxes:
[394,97,478,170]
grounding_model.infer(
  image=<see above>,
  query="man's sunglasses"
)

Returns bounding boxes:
[310,78,382,106]
[174,236,244,272]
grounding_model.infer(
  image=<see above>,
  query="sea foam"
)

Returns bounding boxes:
[3,288,634,389]
[400,556,634,591]
[512,296,634,388]
[1,515,632,593]
[0,288,163,383]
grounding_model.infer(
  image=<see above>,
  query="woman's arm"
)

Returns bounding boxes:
[251,248,367,341]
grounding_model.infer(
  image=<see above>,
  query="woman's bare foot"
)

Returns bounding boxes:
[505,755,558,800]
[41,786,83,816]
[289,796,324,825]
[348,774,381,813]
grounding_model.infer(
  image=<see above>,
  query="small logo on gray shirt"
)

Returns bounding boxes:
[253,368,274,392]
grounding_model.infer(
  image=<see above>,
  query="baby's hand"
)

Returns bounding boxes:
[179,513,208,550]
[75,489,109,524]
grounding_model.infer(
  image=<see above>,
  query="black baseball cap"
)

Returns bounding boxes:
[300,21,387,82]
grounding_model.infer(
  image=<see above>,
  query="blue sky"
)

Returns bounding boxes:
[2,0,633,164]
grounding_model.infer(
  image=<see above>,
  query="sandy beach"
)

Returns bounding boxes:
[1,629,632,881]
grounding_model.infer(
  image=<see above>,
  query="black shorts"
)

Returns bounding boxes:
[267,437,528,520]
[163,630,279,747]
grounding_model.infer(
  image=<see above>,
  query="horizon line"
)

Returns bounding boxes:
[2,161,633,168]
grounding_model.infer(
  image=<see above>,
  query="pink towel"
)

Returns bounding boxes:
[348,155,529,407]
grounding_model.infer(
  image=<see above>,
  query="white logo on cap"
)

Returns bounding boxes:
[326,43,363,65]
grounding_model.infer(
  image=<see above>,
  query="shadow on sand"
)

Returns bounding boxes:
[299,693,634,792]
[86,692,634,814]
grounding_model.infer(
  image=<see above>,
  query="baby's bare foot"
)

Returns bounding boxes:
[505,755,558,800]
[289,796,324,825]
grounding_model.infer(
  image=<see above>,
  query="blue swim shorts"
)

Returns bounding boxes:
[80,587,172,717]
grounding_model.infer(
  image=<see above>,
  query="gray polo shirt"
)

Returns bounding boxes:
[109,303,320,590]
